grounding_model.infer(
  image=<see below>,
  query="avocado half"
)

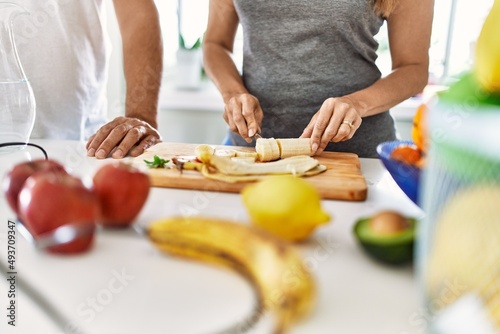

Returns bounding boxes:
[353,216,417,265]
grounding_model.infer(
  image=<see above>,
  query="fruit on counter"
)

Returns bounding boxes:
[390,144,423,168]
[426,186,500,328]
[256,138,313,162]
[17,172,98,254]
[147,216,316,332]
[242,175,330,241]
[2,159,67,214]
[475,0,500,94]
[353,210,416,265]
[411,102,428,155]
[92,162,150,227]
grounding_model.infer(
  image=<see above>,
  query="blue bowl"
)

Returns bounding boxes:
[376,140,421,205]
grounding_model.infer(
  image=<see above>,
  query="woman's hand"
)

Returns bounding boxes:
[223,93,264,143]
[86,116,161,159]
[300,97,362,154]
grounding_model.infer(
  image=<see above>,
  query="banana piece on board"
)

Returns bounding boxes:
[256,138,313,162]
[194,144,258,160]
[255,138,281,162]
[147,216,316,333]
[194,144,216,158]
[277,138,314,159]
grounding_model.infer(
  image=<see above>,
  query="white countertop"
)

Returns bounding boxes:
[0,140,424,334]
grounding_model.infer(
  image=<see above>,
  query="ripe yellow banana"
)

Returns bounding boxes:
[475,0,500,93]
[256,138,313,162]
[147,216,316,333]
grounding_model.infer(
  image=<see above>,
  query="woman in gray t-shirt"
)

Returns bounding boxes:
[203,0,433,158]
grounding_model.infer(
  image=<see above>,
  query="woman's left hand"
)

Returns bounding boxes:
[300,97,362,154]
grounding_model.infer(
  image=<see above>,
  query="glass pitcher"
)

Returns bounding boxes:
[0,2,35,153]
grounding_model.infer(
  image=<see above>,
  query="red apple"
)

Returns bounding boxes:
[18,172,99,254]
[2,159,67,215]
[93,162,150,227]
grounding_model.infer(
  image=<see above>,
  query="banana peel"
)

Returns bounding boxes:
[147,216,316,333]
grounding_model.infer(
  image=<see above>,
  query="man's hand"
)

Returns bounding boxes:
[86,116,161,159]
[98,0,162,159]
[223,93,264,142]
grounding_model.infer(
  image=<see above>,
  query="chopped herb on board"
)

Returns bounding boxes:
[144,155,170,168]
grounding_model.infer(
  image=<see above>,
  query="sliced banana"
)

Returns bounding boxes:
[255,138,281,162]
[256,137,313,162]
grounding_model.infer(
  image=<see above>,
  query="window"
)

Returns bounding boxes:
[428,0,493,84]
[154,0,209,72]
[376,0,493,84]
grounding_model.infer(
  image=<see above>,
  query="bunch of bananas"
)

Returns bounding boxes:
[147,216,316,333]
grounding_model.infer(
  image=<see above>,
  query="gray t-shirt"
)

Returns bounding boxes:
[227,0,397,158]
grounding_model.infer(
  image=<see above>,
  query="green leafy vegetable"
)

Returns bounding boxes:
[144,155,170,169]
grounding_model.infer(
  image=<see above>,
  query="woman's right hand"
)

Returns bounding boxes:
[223,93,264,143]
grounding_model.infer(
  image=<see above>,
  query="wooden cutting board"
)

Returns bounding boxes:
[132,142,367,201]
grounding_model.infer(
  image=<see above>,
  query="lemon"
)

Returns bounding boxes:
[241,175,330,241]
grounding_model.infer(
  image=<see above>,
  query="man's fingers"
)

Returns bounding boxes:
[93,123,134,159]
[86,117,127,157]
[111,126,146,159]
[86,116,161,159]
[127,135,161,157]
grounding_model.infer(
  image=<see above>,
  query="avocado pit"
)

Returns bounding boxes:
[354,210,417,265]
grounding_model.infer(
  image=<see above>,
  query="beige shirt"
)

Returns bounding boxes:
[12,0,110,140]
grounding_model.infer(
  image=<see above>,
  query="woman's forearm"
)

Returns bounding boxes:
[345,63,429,118]
[203,42,249,103]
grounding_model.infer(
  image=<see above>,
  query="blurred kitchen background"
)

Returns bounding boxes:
[105,0,494,145]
